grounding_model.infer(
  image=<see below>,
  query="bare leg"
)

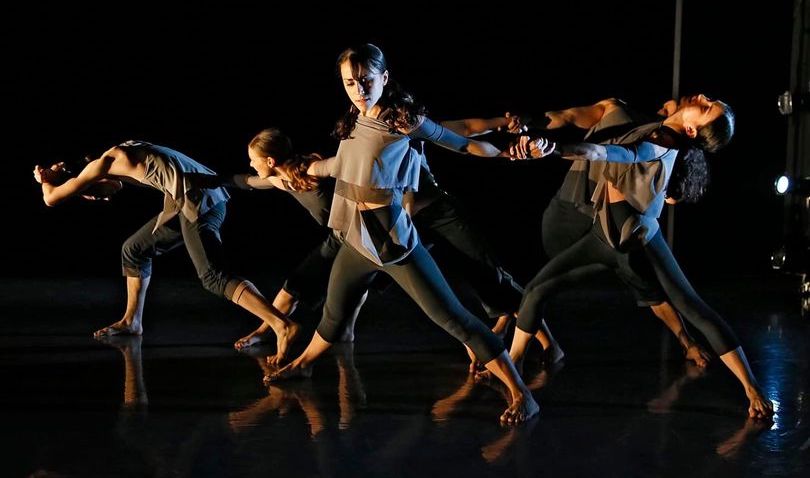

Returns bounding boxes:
[482,351,539,424]
[94,276,149,337]
[476,324,538,382]
[234,288,299,350]
[719,346,774,418]
[232,281,300,364]
[263,331,333,384]
[492,313,513,338]
[508,327,534,375]
[467,313,516,373]
[650,302,711,368]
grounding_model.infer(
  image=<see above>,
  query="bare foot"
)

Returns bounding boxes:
[267,322,301,366]
[685,343,711,368]
[499,392,540,425]
[263,360,312,385]
[93,318,142,338]
[234,326,273,350]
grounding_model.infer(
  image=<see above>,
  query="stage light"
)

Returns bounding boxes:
[776,175,791,194]
[777,90,793,115]
[771,245,788,270]
[774,175,810,195]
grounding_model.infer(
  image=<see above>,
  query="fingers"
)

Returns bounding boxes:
[33,165,43,183]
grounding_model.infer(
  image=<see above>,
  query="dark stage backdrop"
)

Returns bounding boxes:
[5,2,793,285]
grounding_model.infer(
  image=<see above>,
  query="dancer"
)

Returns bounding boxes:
[266,43,538,424]
[507,94,773,418]
[33,140,300,359]
[233,122,526,372]
[533,97,714,367]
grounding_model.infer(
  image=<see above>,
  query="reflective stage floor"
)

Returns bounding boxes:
[1,273,808,477]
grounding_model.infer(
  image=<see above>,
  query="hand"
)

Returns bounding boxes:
[509,135,555,160]
[33,162,66,184]
[499,112,529,134]
[657,99,678,117]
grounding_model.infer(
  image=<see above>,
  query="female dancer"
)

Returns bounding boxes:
[508,95,773,418]
[265,44,538,424]
[33,140,299,358]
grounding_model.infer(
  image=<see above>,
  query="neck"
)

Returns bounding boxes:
[662,114,688,134]
[651,124,685,148]
[274,167,293,182]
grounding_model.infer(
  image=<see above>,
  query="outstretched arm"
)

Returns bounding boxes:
[34,152,117,206]
[229,174,286,190]
[407,116,507,158]
[530,98,620,130]
[510,135,667,164]
[441,112,525,137]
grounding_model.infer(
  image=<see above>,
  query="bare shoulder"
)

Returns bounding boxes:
[597,98,624,111]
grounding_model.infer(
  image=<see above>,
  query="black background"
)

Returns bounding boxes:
[5,1,794,284]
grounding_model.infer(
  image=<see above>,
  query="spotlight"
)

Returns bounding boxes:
[771,245,788,270]
[774,175,810,195]
[777,90,793,115]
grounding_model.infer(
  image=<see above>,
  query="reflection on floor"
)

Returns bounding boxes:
[1,273,807,477]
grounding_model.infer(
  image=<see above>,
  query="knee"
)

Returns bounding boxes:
[522,282,551,309]
[199,269,229,297]
[121,237,144,264]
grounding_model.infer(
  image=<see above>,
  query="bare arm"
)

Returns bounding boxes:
[533,98,620,130]
[441,112,524,137]
[35,153,117,206]
[307,157,337,177]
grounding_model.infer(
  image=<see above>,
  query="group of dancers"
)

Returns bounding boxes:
[33,43,773,423]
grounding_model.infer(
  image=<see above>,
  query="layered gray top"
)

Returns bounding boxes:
[325,114,478,265]
[119,140,230,232]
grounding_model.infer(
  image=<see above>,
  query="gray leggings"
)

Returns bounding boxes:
[318,242,505,363]
[518,227,739,355]
[121,202,242,299]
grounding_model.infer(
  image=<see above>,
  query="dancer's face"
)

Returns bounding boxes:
[248,147,275,179]
[678,94,724,128]
[340,60,388,117]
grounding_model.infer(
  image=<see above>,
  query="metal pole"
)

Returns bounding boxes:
[667,0,683,249]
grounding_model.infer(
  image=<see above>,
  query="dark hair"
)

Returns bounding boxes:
[248,128,319,191]
[332,43,426,140]
[665,100,735,202]
[693,101,735,153]
[666,146,709,203]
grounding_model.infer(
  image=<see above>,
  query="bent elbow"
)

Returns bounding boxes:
[42,194,60,207]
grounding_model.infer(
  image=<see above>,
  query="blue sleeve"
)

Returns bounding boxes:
[602,142,665,164]
[409,117,470,153]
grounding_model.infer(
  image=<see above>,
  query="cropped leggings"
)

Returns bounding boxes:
[517,227,739,355]
[121,202,242,299]
[317,242,505,363]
